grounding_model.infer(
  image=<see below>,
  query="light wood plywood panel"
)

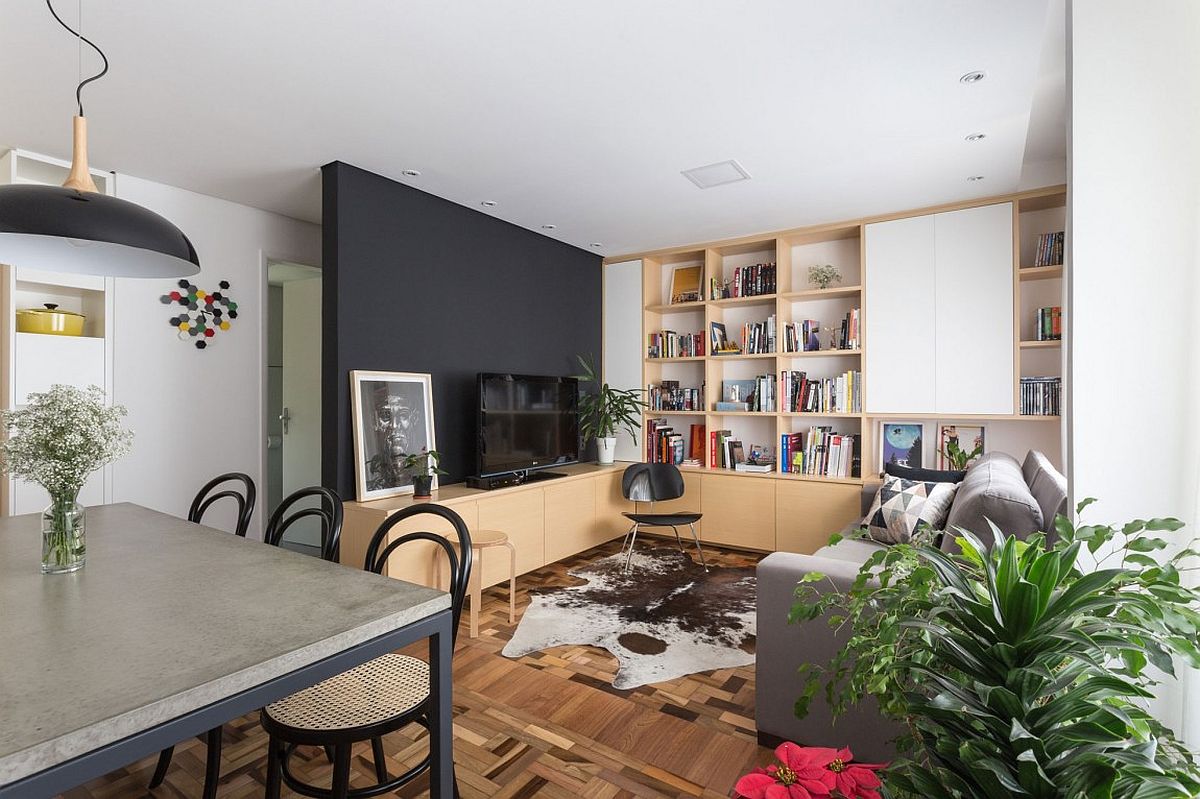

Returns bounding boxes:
[545,476,601,562]
[595,469,635,539]
[379,501,481,588]
[863,215,935,413]
[478,489,545,576]
[933,203,1014,414]
[775,480,862,554]
[699,474,774,551]
[629,470,703,540]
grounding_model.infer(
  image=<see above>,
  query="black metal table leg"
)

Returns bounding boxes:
[428,612,455,798]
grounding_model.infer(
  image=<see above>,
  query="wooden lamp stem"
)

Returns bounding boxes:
[62,115,99,194]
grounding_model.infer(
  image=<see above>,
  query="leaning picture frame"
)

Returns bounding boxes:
[350,370,438,501]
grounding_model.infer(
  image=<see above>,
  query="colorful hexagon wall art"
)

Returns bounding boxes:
[159,279,240,350]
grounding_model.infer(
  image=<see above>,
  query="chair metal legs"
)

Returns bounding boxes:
[689,523,708,571]
[623,523,640,572]
[621,521,708,572]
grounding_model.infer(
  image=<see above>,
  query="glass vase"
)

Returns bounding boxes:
[42,492,86,574]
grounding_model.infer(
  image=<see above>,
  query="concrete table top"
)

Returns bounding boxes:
[0,502,449,786]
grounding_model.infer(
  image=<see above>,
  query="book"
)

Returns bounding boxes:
[735,462,774,473]
[648,329,704,358]
[1033,231,1065,266]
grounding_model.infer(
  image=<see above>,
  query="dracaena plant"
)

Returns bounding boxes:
[575,354,644,442]
[790,501,1200,799]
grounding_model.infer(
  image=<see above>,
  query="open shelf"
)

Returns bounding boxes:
[866,412,1060,422]
[644,355,705,363]
[676,463,865,486]
[645,300,706,313]
[1018,265,1063,281]
[708,410,776,417]
[643,409,704,416]
[780,285,863,301]
[710,352,776,361]
[779,349,861,358]
[708,294,777,308]
[1020,339,1062,349]
[780,411,863,418]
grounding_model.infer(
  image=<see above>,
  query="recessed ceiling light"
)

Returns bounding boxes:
[589,243,603,248]
[401,169,421,177]
[964,133,986,142]
[542,224,557,230]
[481,200,498,207]
[959,70,987,84]
[967,175,985,182]
[681,159,752,189]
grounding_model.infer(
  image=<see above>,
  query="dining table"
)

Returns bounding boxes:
[0,502,455,798]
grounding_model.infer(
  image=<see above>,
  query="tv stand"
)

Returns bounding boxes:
[524,470,567,483]
[466,469,570,490]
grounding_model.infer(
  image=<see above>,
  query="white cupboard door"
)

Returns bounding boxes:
[933,203,1014,415]
[12,333,106,405]
[864,215,936,413]
[603,259,643,462]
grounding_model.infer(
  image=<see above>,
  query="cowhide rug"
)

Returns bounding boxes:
[502,548,756,689]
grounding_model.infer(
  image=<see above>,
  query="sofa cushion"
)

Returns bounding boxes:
[864,475,959,544]
[813,536,888,564]
[943,452,1043,550]
[1023,450,1068,535]
[884,462,968,484]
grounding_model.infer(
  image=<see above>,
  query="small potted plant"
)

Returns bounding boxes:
[401,448,446,499]
[808,264,842,290]
[575,354,644,465]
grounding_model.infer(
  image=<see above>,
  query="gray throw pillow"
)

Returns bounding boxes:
[864,474,959,544]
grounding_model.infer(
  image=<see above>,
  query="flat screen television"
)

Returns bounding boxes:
[477,373,580,477]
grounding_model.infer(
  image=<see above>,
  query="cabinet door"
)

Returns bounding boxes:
[593,469,635,541]
[775,481,862,554]
[933,203,1014,414]
[544,477,600,563]
[699,474,774,550]
[477,489,545,577]
[864,215,936,413]
[377,501,480,589]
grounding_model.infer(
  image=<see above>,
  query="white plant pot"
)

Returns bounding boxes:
[596,437,617,465]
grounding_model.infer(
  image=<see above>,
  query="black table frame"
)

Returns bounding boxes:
[0,607,455,799]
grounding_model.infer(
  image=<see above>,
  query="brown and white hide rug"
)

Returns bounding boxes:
[502,548,756,689]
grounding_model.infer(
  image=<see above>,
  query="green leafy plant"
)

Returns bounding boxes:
[809,264,842,290]
[938,436,984,471]
[575,354,644,442]
[400,448,447,478]
[790,503,1200,798]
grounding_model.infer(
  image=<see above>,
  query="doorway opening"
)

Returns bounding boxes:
[267,260,322,555]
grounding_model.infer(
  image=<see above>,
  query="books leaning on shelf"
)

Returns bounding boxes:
[648,381,702,411]
[781,369,862,414]
[741,314,776,354]
[1033,231,1065,266]
[1035,307,1062,341]
[710,262,777,299]
[1020,376,1061,416]
[646,419,706,464]
[781,308,860,353]
[780,427,861,478]
[647,329,705,358]
[720,376,777,413]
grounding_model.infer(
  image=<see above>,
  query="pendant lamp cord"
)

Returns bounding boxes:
[45,0,108,117]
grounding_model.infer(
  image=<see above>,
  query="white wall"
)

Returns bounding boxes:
[110,175,320,536]
[1068,0,1200,737]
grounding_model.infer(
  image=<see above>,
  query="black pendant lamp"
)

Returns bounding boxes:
[0,1,199,277]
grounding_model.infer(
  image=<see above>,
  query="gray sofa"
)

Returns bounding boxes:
[755,450,1068,759]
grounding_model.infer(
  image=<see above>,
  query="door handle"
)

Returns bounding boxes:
[280,407,291,434]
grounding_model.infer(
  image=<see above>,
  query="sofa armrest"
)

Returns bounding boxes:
[755,552,901,761]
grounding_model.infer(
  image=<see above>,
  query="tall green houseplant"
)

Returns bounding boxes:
[791,505,1200,798]
[575,354,644,465]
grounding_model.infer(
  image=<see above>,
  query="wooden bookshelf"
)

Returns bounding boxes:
[1020,339,1062,349]
[1018,265,1063,281]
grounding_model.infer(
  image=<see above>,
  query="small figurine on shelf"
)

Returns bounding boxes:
[808,263,842,290]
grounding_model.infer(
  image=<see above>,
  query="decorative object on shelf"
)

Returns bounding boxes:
[936,423,984,470]
[881,423,923,469]
[16,303,85,336]
[709,321,741,355]
[503,547,756,689]
[0,384,132,573]
[808,263,842,290]
[669,264,702,304]
[160,279,238,350]
[349,370,437,501]
[735,741,886,799]
[400,448,446,499]
[791,504,1200,798]
[575,354,643,465]
[0,1,199,278]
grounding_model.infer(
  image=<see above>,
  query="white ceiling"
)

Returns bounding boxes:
[0,1,1065,257]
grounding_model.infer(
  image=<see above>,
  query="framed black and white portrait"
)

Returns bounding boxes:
[350,370,437,501]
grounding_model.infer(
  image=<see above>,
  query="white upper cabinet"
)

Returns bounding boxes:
[864,215,936,413]
[864,203,1014,415]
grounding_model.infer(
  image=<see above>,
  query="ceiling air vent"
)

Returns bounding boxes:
[681,159,752,189]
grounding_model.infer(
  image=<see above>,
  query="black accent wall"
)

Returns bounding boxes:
[322,162,602,496]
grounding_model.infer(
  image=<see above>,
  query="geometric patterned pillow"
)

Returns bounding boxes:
[864,474,960,544]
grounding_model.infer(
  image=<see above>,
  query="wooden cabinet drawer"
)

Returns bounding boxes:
[699,474,773,550]
[775,481,862,554]
[377,501,480,588]
[477,489,545,577]
[594,470,635,540]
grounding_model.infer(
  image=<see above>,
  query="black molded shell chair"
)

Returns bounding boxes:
[260,503,472,799]
[620,462,707,572]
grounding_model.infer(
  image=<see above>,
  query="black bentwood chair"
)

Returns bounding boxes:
[264,486,345,562]
[148,473,258,797]
[260,503,472,799]
[620,462,707,572]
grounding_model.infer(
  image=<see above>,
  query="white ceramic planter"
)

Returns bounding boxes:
[596,437,617,465]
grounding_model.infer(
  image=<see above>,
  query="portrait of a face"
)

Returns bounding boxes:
[351,372,436,500]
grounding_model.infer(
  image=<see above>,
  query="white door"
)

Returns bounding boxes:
[281,275,322,546]
[602,260,643,462]
[864,215,936,413]
[933,203,1014,414]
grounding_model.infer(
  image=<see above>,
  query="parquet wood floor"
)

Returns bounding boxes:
[57,540,773,799]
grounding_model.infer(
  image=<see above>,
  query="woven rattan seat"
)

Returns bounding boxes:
[264,654,428,732]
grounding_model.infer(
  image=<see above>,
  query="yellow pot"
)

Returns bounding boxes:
[16,304,85,336]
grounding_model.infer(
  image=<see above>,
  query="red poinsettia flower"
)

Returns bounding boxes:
[735,743,834,799]
[827,747,887,799]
